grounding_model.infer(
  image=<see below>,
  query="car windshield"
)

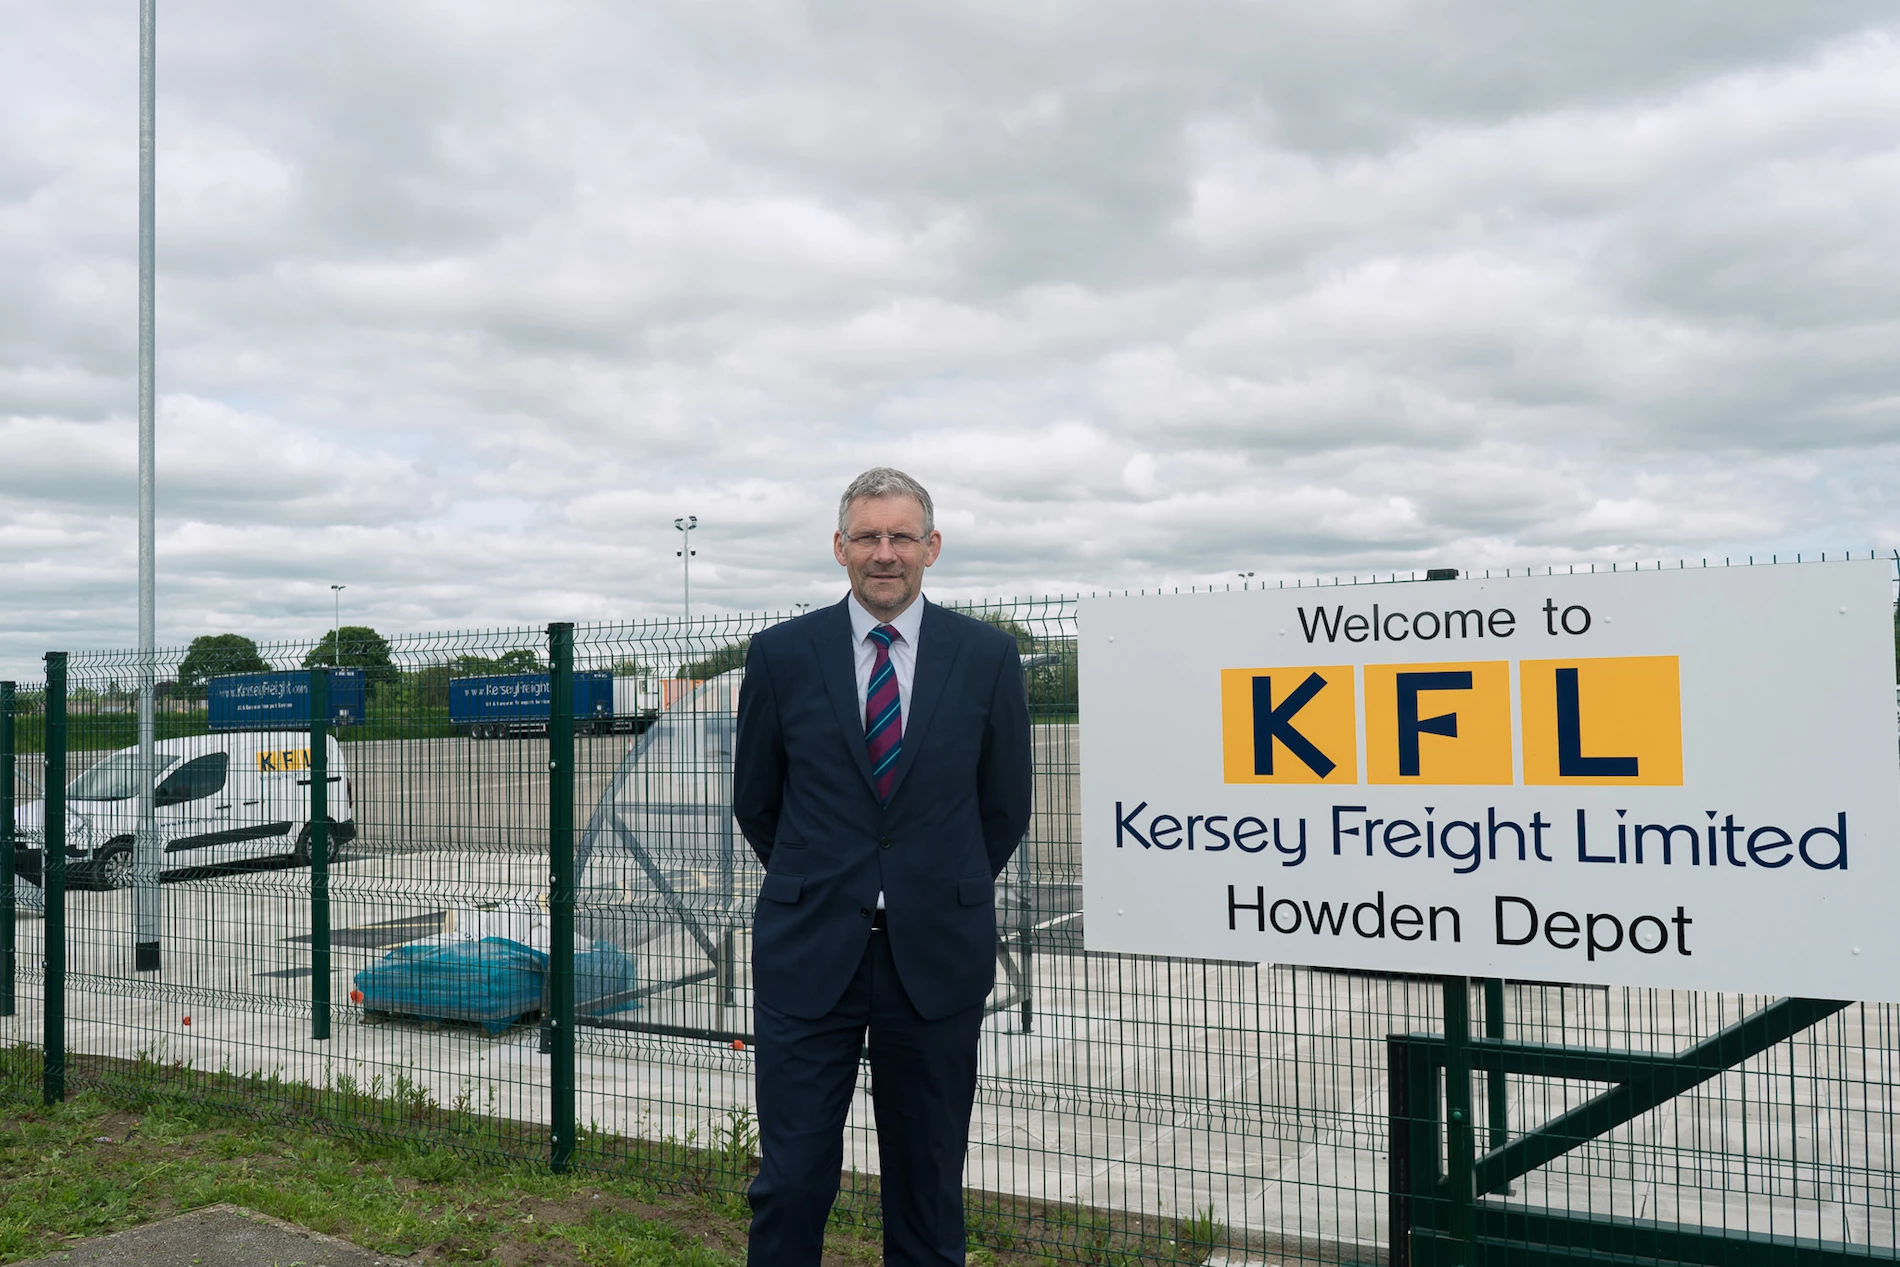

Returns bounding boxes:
[65,751,180,801]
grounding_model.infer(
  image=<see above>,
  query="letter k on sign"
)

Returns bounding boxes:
[1255,674,1334,776]
[1221,666,1358,785]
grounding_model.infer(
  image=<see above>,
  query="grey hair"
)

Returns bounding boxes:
[837,467,935,534]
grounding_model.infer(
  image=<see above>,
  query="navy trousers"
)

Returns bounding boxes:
[747,928,984,1266]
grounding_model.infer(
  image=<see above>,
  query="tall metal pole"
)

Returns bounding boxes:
[133,0,161,974]
[674,516,697,622]
[330,584,344,666]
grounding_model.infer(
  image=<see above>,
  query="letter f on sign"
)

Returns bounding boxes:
[1396,671,1471,778]
[1253,674,1336,778]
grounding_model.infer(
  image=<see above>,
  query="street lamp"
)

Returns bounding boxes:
[674,517,697,622]
[330,584,345,666]
[1237,571,1255,589]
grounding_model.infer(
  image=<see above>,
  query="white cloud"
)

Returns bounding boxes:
[2,1,1899,677]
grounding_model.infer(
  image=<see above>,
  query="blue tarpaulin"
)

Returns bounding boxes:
[354,936,637,1034]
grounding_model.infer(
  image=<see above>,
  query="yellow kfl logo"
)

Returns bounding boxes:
[256,747,312,772]
[1220,657,1681,786]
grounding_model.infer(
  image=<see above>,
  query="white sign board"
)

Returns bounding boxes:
[1080,561,1900,1000]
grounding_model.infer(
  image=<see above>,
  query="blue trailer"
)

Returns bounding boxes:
[450,671,616,738]
[207,669,365,731]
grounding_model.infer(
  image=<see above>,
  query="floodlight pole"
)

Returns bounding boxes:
[674,516,697,621]
[330,584,345,665]
[132,0,161,974]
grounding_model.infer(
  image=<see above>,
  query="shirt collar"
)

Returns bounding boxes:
[847,591,927,647]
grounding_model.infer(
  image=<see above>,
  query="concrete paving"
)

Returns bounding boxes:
[9,1204,394,1267]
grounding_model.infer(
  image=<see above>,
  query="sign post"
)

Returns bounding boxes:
[1081,561,1900,1000]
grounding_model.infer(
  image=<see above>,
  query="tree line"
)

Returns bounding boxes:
[172,628,401,693]
[170,630,560,696]
[85,604,1900,713]
[166,606,1082,716]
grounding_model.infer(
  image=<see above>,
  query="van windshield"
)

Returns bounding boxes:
[66,752,180,801]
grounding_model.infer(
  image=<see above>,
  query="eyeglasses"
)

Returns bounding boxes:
[842,531,930,553]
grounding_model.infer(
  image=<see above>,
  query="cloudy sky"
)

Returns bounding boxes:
[3,2,1898,675]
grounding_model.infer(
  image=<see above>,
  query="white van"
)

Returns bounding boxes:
[11,731,357,890]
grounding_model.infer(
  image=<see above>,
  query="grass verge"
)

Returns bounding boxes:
[0,1086,760,1265]
[0,1045,1243,1266]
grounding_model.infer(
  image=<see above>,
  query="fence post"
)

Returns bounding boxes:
[43,654,66,1105]
[1483,977,1508,1180]
[0,681,14,1018]
[1386,1036,1414,1267]
[1016,848,1033,1033]
[548,622,576,1172]
[309,669,330,1042]
[1441,975,1474,1251]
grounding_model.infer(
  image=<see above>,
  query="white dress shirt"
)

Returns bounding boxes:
[847,591,924,735]
[847,591,925,911]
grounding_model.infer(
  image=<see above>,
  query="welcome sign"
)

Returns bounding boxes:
[1079,560,1900,999]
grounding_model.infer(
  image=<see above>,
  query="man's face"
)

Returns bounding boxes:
[833,494,942,620]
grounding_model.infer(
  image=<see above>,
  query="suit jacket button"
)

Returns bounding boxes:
[879,837,892,849]
[859,907,873,918]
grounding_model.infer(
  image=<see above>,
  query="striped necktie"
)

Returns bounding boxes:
[864,624,902,802]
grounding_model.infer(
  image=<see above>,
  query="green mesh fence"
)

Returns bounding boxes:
[2,571,1897,1265]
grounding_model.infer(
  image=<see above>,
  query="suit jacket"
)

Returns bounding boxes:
[733,597,1033,1021]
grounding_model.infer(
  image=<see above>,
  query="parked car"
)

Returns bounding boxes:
[10,731,356,890]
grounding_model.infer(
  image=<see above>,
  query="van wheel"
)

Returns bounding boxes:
[292,821,341,866]
[96,846,135,891]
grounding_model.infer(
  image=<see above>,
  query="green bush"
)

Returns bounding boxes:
[177,634,270,694]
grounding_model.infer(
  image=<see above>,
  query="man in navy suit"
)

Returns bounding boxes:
[734,467,1033,1266]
